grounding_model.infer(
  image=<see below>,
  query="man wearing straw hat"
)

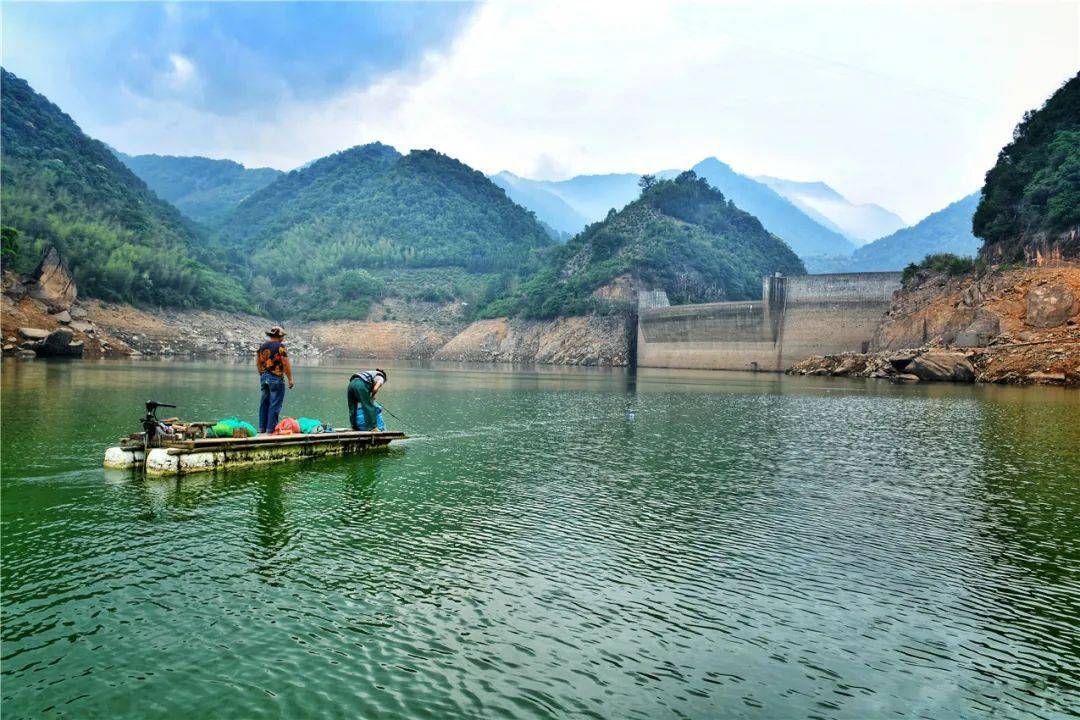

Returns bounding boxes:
[256,325,294,434]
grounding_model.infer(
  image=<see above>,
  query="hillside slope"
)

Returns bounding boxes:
[117,153,282,225]
[975,72,1080,262]
[0,68,247,309]
[486,171,805,318]
[215,143,555,319]
[756,176,905,243]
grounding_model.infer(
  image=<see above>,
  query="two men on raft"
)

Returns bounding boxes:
[256,325,388,434]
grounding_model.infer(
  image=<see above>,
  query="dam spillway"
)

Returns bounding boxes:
[637,272,902,372]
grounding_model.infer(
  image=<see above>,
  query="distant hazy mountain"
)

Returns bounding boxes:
[690,158,855,257]
[488,172,643,236]
[490,171,590,236]
[490,160,855,258]
[116,153,283,225]
[756,176,905,244]
[804,193,981,273]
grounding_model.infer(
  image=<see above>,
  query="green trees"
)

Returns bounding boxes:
[901,253,976,287]
[116,153,283,225]
[974,72,1080,258]
[485,171,806,318]
[0,68,249,310]
[214,143,554,318]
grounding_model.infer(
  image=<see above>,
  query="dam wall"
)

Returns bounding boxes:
[637,272,901,371]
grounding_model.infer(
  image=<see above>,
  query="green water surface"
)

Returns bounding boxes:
[2,359,1078,719]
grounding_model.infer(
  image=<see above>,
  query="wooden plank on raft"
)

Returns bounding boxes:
[162,431,405,455]
[162,430,405,449]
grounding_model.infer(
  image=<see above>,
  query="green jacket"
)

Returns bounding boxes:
[347,376,379,430]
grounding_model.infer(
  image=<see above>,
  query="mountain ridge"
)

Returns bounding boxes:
[484,171,806,319]
[116,152,283,225]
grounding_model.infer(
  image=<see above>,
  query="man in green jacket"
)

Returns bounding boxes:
[348,369,387,431]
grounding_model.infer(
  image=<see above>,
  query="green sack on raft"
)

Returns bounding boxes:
[208,417,257,438]
[297,417,327,434]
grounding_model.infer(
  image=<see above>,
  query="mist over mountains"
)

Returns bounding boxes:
[755,176,906,244]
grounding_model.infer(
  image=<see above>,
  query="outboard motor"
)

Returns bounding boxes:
[142,401,177,451]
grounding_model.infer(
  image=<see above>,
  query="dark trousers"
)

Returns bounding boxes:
[259,372,286,433]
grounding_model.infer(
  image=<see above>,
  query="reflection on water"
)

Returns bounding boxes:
[2,359,1078,719]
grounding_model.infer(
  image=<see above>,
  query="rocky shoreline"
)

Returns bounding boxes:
[789,344,1079,386]
[790,263,1080,387]
[5,249,1077,385]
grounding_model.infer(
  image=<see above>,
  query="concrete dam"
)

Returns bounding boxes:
[637,272,902,371]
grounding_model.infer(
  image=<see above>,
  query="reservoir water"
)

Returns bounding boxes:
[2,359,1078,719]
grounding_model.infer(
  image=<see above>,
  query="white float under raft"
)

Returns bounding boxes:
[104,430,407,476]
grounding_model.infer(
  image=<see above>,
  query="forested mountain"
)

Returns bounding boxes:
[0,68,247,309]
[216,143,555,319]
[804,193,980,273]
[690,159,855,257]
[116,153,282,225]
[484,172,805,319]
[755,176,905,243]
[974,72,1079,261]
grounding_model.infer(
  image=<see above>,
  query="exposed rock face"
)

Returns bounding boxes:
[1026,283,1077,328]
[873,265,1079,350]
[2,273,27,300]
[27,247,77,312]
[307,320,455,359]
[436,316,631,366]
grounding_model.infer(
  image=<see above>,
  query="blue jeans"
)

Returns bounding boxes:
[259,373,286,433]
[354,405,385,431]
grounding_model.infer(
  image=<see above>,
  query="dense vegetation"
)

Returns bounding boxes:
[484,172,806,319]
[0,69,249,309]
[117,153,282,225]
[213,143,555,319]
[900,252,975,287]
[974,72,1080,258]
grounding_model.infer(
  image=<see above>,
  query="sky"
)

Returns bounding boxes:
[2,1,1077,222]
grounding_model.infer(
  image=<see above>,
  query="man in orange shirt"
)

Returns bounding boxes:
[256,325,294,434]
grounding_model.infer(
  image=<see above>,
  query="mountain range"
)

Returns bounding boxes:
[6,65,1032,324]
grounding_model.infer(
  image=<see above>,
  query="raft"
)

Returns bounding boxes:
[104,430,407,476]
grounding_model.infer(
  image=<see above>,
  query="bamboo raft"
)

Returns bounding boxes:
[104,429,407,476]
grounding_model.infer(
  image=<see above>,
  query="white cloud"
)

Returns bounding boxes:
[166,53,196,88]
[96,1,1079,220]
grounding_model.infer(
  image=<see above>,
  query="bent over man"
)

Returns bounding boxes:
[348,369,387,431]
[256,325,294,433]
